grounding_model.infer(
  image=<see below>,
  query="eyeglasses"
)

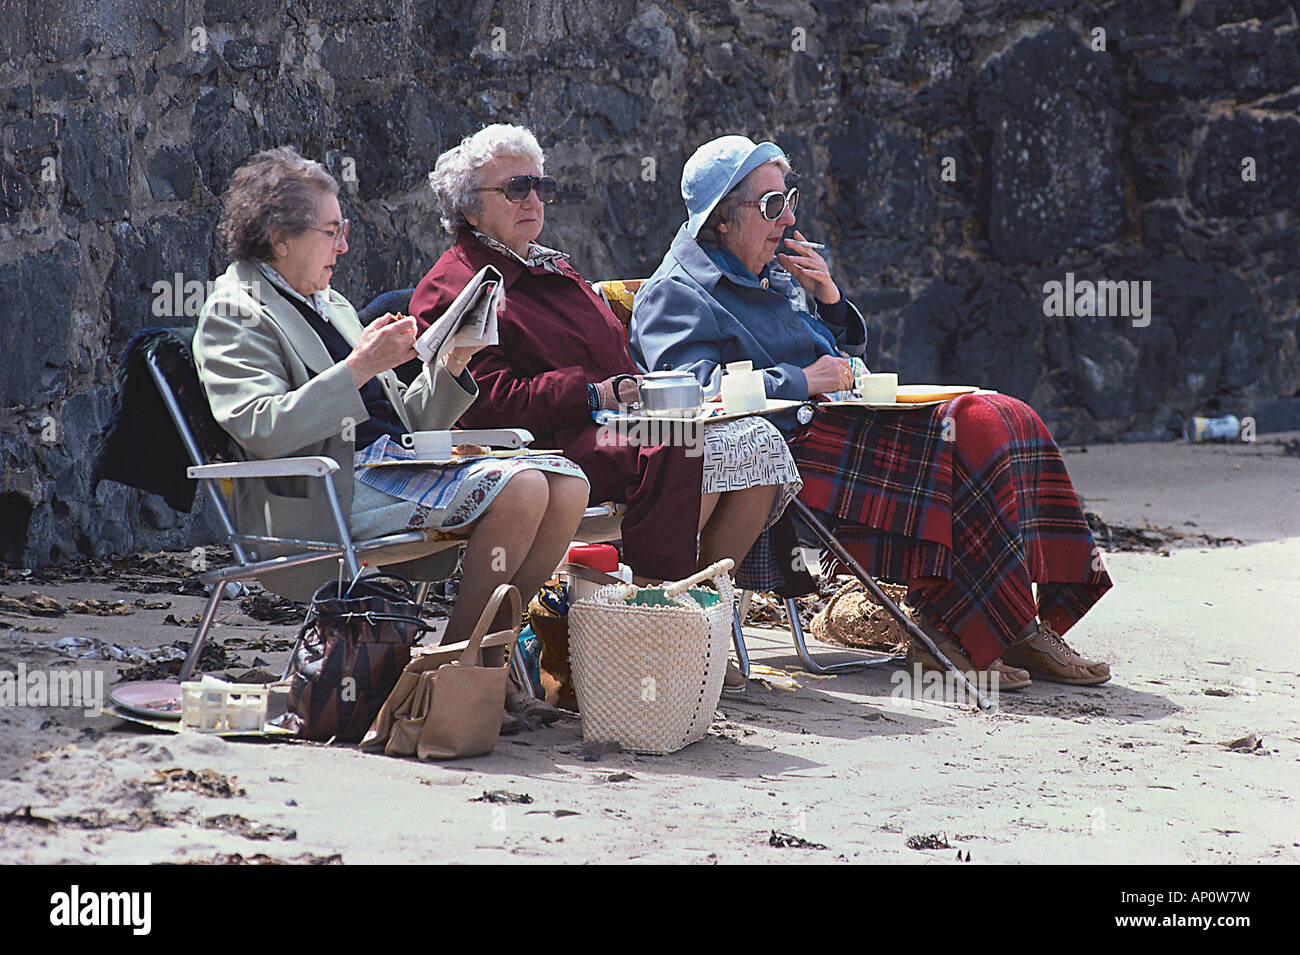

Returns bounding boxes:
[308,219,350,248]
[739,187,798,220]
[477,175,557,204]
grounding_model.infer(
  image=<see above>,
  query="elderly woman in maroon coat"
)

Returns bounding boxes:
[410,125,800,587]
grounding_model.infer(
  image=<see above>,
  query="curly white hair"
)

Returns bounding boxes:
[428,124,546,235]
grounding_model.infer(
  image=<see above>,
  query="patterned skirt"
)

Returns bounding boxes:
[351,436,588,533]
[790,393,1112,668]
[700,415,802,530]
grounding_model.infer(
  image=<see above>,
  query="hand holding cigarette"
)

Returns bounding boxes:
[777,230,840,304]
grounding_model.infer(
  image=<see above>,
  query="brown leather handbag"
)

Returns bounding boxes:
[286,573,429,742]
[361,584,520,760]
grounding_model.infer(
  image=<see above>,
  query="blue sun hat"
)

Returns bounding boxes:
[682,135,788,237]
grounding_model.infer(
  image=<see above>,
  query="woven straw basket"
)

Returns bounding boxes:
[569,559,734,755]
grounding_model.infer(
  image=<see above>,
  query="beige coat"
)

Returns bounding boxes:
[194,261,477,599]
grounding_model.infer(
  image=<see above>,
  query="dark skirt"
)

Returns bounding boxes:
[561,423,705,582]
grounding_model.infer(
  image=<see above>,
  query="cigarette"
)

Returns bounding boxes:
[791,239,827,250]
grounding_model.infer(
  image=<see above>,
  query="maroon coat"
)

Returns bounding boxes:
[410,233,703,580]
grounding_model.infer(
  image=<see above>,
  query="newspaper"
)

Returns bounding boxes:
[413,265,503,390]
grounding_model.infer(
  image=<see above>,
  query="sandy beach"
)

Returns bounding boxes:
[1,436,1296,865]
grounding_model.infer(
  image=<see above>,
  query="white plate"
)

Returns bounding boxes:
[613,398,803,425]
[359,448,564,468]
[109,681,184,719]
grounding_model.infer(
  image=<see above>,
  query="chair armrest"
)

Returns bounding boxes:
[454,428,534,448]
[187,456,341,479]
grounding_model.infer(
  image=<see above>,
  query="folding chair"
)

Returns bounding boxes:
[592,281,992,710]
[128,329,531,688]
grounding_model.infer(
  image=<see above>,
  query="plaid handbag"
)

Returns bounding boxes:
[286,573,429,742]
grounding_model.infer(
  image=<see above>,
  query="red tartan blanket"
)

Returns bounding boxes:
[793,393,1112,668]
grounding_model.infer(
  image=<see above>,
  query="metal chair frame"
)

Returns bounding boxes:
[145,350,534,688]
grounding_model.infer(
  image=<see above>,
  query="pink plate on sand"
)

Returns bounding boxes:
[109,681,183,719]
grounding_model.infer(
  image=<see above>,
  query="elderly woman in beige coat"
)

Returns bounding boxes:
[194,147,589,658]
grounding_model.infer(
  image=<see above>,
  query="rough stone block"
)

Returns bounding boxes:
[976,25,1126,264]
[35,70,90,101]
[204,0,275,24]
[191,87,259,195]
[263,81,331,160]
[1133,255,1264,408]
[897,273,1043,402]
[146,144,196,201]
[0,240,79,404]
[106,212,220,350]
[1250,396,1300,433]
[58,108,131,221]
[336,84,447,199]
[1190,113,1300,219]
[0,161,32,223]
[1188,0,1292,29]
[28,0,182,59]
[305,0,407,22]
[320,21,410,81]
[222,36,279,72]
[829,115,933,242]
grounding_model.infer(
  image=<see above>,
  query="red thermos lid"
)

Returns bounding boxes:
[566,543,619,573]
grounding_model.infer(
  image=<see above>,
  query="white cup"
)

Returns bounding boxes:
[401,430,453,460]
[857,372,898,403]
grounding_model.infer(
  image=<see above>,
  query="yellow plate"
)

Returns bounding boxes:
[894,385,981,403]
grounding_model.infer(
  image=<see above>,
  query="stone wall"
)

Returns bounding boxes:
[1,0,1297,567]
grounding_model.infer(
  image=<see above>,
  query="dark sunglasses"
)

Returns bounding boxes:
[740,186,798,220]
[477,175,557,203]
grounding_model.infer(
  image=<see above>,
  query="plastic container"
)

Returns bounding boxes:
[566,543,619,574]
[180,677,270,733]
[720,361,766,414]
[565,543,632,603]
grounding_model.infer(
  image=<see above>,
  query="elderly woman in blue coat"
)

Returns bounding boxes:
[630,135,1114,691]
[628,140,866,410]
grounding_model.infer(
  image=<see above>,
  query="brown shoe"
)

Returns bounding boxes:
[505,689,562,726]
[1000,622,1110,685]
[722,661,746,692]
[907,638,1032,691]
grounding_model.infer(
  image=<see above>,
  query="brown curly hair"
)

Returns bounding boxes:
[217,147,339,261]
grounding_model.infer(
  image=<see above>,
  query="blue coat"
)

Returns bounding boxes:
[628,224,868,424]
